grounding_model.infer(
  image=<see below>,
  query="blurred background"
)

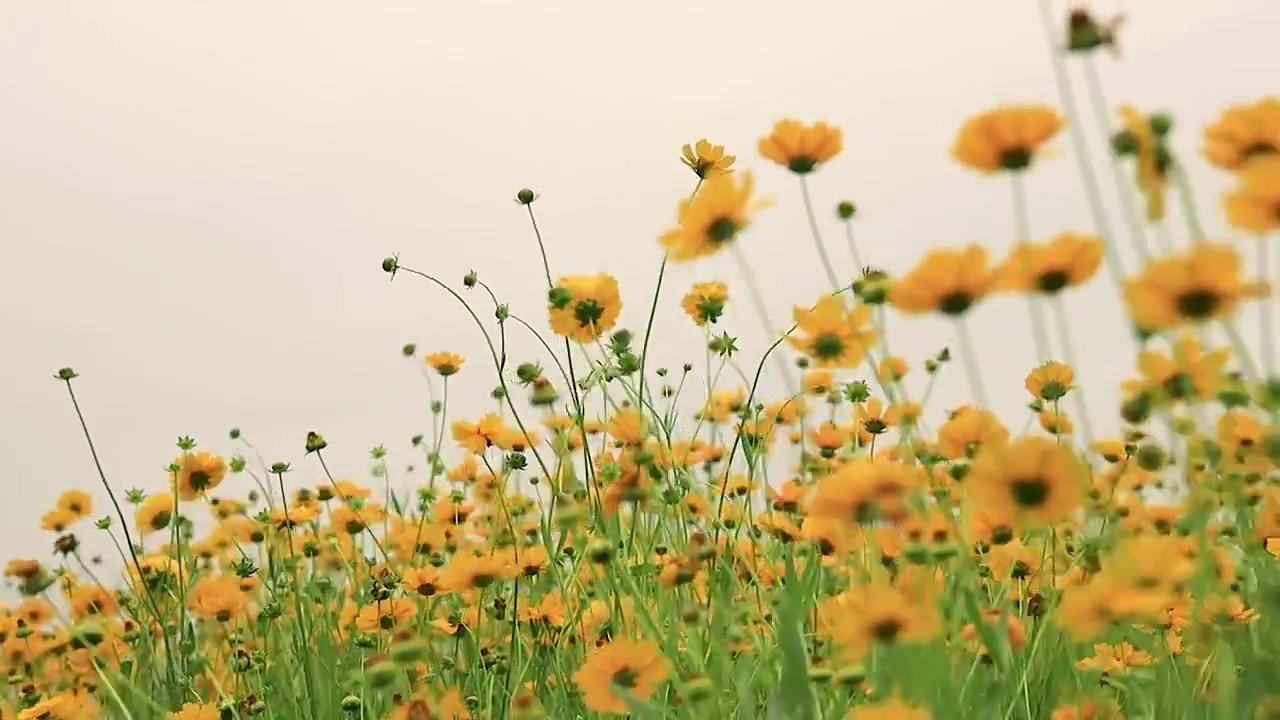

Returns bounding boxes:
[2,0,1276,571]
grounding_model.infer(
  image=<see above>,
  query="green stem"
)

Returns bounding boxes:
[955,316,990,409]
[1011,174,1054,363]
[798,175,843,291]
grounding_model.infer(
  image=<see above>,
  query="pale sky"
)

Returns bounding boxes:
[2,1,1277,567]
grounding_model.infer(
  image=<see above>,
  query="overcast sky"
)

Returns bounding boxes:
[2,1,1277,569]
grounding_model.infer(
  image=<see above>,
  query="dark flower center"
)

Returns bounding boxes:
[939,292,974,316]
[811,333,845,360]
[871,618,902,642]
[707,217,740,244]
[1009,477,1050,509]
[1175,289,1221,320]
[612,667,639,690]
[573,299,605,327]
[788,156,817,174]
[1000,148,1032,171]
[1241,142,1279,162]
[152,511,173,530]
[1162,372,1195,399]
[189,471,210,491]
[1035,270,1070,294]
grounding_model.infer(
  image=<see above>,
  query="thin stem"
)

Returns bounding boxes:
[637,179,703,421]
[60,379,176,689]
[1173,166,1208,241]
[799,175,843,291]
[1011,174,1053,363]
[1081,55,1157,262]
[955,316,990,409]
[1036,0,1129,294]
[1260,239,1276,374]
[1049,296,1096,446]
[729,243,797,394]
[842,219,865,272]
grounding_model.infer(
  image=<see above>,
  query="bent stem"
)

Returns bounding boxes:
[60,378,178,692]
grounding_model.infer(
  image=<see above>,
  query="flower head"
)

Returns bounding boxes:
[572,638,671,713]
[547,274,623,342]
[967,436,1085,527]
[952,105,1064,173]
[890,245,995,316]
[426,351,465,377]
[659,172,768,262]
[1123,242,1267,331]
[681,139,735,178]
[681,281,729,326]
[994,232,1103,294]
[787,295,878,368]
[1203,97,1280,170]
[1223,155,1280,235]
[758,119,843,174]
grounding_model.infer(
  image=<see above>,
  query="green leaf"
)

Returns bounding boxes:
[1214,641,1237,719]
[776,553,819,720]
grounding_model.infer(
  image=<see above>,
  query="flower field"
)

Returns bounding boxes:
[8,6,1280,720]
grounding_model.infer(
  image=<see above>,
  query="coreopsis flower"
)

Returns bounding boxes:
[952,105,1064,173]
[658,171,768,262]
[890,245,996,316]
[547,273,623,342]
[1123,242,1267,331]
[1223,155,1280,234]
[681,138,736,178]
[758,119,843,173]
[1202,97,1280,170]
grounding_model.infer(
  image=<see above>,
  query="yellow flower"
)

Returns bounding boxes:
[1123,241,1267,331]
[1223,155,1280,235]
[787,295,878,368]
[952,105,1064,173]
[967,436,1085,527]
[547,273,623,342]
[681,139,735,178]
[889,244,995,316]
[658,171,768,262]
[136,492,175,534]
[1202,97,1280,170]
[994,232,1103,294]
[187,574,248,623]
[172,451,227,501]
[681,281,728,326]
[572,638,670,714]
[425,351,465,377]
[1025,361,1075,401]
[1117,106,1172,222]
[55,490,93,519]
[758,119,843,173]
[818,582,941,661]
